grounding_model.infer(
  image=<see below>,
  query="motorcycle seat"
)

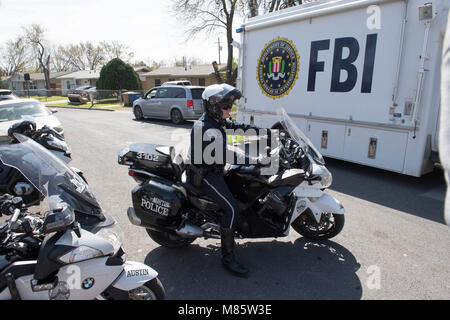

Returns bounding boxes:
[229,165,261,176]
[182,181,221,211]
[182,181,211,198]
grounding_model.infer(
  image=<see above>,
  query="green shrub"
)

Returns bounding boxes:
[96,58,142,91]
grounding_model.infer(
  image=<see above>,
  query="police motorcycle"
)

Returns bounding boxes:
[118,108,345,248]
[0,119,86,206]
[0,133,165,300]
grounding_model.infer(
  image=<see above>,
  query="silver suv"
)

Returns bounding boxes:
[132,86,205,124]
[162,80,192,86]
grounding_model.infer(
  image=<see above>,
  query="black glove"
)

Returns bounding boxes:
[0,194,15,216]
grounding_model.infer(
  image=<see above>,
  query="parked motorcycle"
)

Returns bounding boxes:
[0,133,165,300]
[0,119,86,206]
[117,108,345,248]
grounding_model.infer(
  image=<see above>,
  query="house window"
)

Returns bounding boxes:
[198,78,206,86]
[155,79,161,87]
[168,78,175,81]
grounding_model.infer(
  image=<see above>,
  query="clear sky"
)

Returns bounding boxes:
[0,0,244,65]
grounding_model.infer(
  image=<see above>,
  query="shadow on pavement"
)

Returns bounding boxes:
[326,157,446,224]
[145,237,362,300]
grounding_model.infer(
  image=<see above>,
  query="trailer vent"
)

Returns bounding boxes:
[321,131,328,149]
[368,138,377,159]
[419,4,433,21]
[404,100,414,116]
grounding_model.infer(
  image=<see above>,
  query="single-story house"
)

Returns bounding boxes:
[56,70,100,95]
[134,66,152,83]
[8,72,71,96]
[141,64,227,90]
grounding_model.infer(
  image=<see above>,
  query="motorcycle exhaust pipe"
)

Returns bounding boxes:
[176,223,204,238]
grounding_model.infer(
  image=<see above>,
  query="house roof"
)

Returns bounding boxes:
[35,72,72,80]
[134,66,152,73]
[56,70,100,80]
[142,64,227,77]
[8,72,72,82]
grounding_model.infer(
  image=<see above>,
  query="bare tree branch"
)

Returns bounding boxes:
[23,24,51,93]
[171,0,241,84]
[0,37,30,75]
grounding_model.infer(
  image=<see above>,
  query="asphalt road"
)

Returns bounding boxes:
[53,107,449,300]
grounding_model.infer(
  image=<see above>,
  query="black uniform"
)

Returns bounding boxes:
[188,112,261,229]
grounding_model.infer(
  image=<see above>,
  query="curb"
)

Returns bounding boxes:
[46,105,117,112]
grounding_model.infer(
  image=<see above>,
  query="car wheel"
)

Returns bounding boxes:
[171,109,183,124]
[134,106,144,120]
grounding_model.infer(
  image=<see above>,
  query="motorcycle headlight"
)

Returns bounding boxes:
[320,167,333,188]
[59,245,103,264]
[95,222,124,255]
[312,164,333,188]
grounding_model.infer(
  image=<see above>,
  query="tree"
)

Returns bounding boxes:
[173,56,204,67]
[24,24,51,92]
[172,0,240,85]
[83,42,106,70]
[101,41,134,63]
[51,44,75,72]
[96,58,141,91]
[259,0,315,14]
[0,37,30,76]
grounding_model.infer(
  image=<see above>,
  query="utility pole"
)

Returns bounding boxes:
[216,38,222,65]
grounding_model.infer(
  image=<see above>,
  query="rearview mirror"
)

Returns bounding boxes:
[51,109,58,114]
[43,206,75,234]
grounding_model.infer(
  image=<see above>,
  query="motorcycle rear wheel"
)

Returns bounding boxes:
[292,210,345,240]
[146,229,196,248]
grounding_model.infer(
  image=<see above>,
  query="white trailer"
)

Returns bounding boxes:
[236,0,449,176]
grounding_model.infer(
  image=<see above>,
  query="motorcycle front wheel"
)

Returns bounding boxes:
[292,209,345,240]
[146,229,196,248]
[100,278,165,300]
[128,278,165,300]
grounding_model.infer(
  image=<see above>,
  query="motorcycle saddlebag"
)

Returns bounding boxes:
[131,178,186,230]
[118,143,175,181]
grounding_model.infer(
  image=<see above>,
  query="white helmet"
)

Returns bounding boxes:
[202,84,242,120]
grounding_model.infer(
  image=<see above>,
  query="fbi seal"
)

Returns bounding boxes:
[257,37,299,99]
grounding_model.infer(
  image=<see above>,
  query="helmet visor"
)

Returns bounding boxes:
[219,102,233,110]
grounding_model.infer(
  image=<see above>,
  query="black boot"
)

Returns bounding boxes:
[220,228,249,277]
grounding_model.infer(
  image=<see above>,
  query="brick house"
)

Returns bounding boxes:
[141,64,227,90]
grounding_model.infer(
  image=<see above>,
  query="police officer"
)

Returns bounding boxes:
[187,83,264,277]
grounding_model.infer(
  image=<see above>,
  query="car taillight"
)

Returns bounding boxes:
[128,170,135,176]
[187,100,194,109]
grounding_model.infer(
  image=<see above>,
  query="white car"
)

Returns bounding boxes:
[0,98,63,140]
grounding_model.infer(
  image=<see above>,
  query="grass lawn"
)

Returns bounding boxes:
[27,95,67,102]
[48,100,125,110]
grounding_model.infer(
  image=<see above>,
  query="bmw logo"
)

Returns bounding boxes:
[82,278,95,290]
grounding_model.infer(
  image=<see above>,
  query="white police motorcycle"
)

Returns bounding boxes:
[0,133,164,300]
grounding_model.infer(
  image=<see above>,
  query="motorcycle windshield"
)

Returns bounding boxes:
[276,108,325,165]
[0,133,102,215]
